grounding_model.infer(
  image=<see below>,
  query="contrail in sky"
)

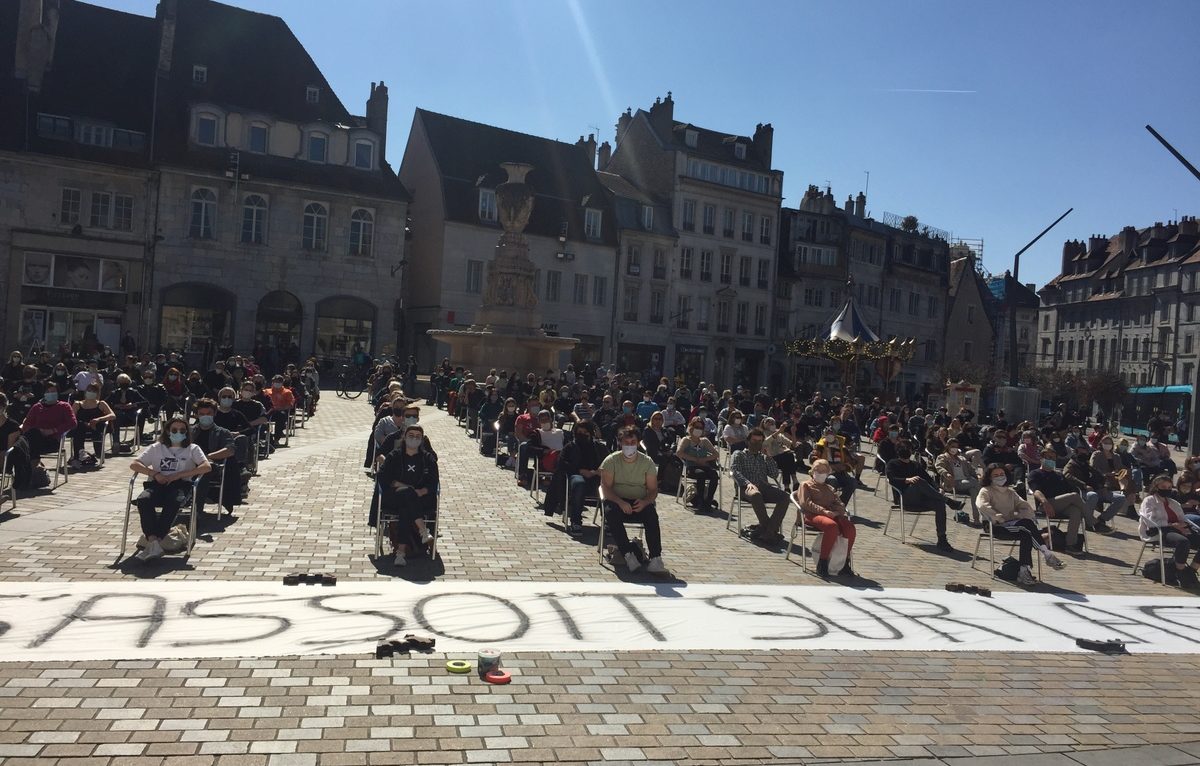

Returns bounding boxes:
[885,88,977,94]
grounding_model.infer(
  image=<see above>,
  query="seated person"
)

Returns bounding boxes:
[1091,435,1136,505]
[722,410,749,452]
[129,416,211,561]
[514,397,540,487]
[19,383,76,468]
[886,442,964,551]
[794,458,857,578]
[600,426,667,573]
[561,421,606,534]
[1138,473,1200,588]
[934,438,981,523]
[263,375,296,446]
[185,370,207,402]
[732,428,788,544]
[69,382,115,467]
[213,387,251,436]
[1063,443,1125,533]
[106,374,146,452]
[640,411,675,468]
[519,410,565,487]
[1017,430,1041,477]
[189,398,238,513]
[977,463,1064,585]
[374,400,408,457]
[7,365,44,423]
[875,424,901,472]
[373,424,437,567]
[661,397,687,435]
[676,417,719,512]
[1132,434,1176,477]
[1027,446,1090,553]
[477,386,504,435]
[829,414,867,481]
[762,417,798,492]
[981,431,1022,480]
[810,426,857,505]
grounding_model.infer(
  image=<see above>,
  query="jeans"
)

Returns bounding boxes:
[567,474,600,524]
[135,479,191,539]
[1155,526,1200,566]
[1082,490,1126,526]
[828,471,856,505]
[953,477,981,519]
[744,484,789,536]
[1046,493,1085,546]
[603,500,661,558]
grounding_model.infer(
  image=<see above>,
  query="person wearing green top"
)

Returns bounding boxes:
[600,426,667,573]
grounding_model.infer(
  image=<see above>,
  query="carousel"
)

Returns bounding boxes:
[785,292,916,397]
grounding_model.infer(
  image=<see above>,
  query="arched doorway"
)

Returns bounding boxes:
[255,291,303,369]
[315,296,376,361]
[159,282,235,369]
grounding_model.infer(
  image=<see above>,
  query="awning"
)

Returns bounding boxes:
[828,297,880,343]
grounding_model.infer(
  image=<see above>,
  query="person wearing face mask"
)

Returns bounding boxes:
[1138,474,1200,587]
[263,375,296,447]
[203,363,231,398]
[521,410,566,490]
[722,410,749,453]
[1027,446,1089,553]
[161,366,186,418]
[981,431,1021,480]
[977,464,1062,585]
[1132,433,1176,477]
[676,417,719,512]
[73,361,103,396]
[600,426,667,573]
[189,398,238,515]
[374,425,438,567]
[660,397,686,434]
[1,351,24,383]
[732,429,788,544]
[559,422,606,533]
[1064,443,1125,534]
[212,387,251,436]
[477,386,504,438]
[935,438,981,524]
[373,400,409,458]
[1091,436,1136,506]
[514,398,542,488]
[49,364,71,393]
[885,442,962,551]
[761,418,798,492]
[67,382,114,468]
[795,458,857,578]
[7,365,44,422]
[494,397,520,467]
[106,373,146,453]
[811,426,858,506]
[129,415,211,561]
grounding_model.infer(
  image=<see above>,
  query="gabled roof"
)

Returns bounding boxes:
[669,120,771,171]
[596,171,678,238]
[416,108,617,245]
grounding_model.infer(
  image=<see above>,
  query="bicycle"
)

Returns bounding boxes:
[335,364,369,399]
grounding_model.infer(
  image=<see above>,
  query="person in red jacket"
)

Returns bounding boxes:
[19,382,77,467]
[263,374,296,446]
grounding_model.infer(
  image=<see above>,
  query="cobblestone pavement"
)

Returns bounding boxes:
[0,395,1197,765]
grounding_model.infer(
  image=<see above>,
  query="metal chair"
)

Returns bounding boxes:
[676,461,722,511]
[596,495,646,565]
[112,407,143,455]
[51,434,69,489]
[1132,527,1167,585]
[561,473,602,529]
[971,520,1042,581]
[1,446,17,511]
[882,478,929,544]
[373,480,440,560]
[117,472,201,562]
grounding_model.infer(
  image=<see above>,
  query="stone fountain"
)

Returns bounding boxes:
[427,162,578,372]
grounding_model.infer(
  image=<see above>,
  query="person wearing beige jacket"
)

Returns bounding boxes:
[976,463,1064,586]
[934,438,980,523]
[793,459,857,578]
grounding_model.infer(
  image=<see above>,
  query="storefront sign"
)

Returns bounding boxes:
[21,286,127,311]
[676,344,707,356]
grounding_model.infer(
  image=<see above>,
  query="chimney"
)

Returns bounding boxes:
[1180,216,1199,236]
[854,191,866,218]
[576,134,597,167]
[155,0,177,74]
[752,122,774,164]
[1119,225,1138,253]
[821,190,835,216]
[844,195,854,214]
[366,80,389,161]
[14,0,61,92]
[615,108,632,145]
[647,91,674,138]
[597,140,612,170]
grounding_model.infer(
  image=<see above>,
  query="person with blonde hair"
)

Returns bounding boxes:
[794,459,856,578]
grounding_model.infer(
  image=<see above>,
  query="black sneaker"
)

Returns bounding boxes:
[936,538,955,552]
[1092,522,1114,535]
[946,497,965,511]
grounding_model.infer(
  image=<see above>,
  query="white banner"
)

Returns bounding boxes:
[0,581,1198,662]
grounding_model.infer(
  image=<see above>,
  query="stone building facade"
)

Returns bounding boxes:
[1038,217,1200,386]
[942,249,995,379]
[603,94,783,391]
[1,0,409,365]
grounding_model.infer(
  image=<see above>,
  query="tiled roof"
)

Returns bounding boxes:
[669,120,771,171]
[596,172,677,238]
[416,108,618,246]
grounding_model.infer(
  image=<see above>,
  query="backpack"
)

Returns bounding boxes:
[479,432,496,457]
[657,458,682,495]
[994,556,1021,582]
[1142,557,1180,585]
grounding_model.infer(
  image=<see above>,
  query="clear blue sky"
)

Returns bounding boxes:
[96,0,1200,289]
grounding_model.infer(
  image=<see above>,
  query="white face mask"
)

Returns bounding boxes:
[812,472,829,484]
[691,429,703,439]
[404,437,422,450]
[992,475,1007,487]
[621,445,638,457]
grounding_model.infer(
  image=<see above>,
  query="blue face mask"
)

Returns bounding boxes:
[219,398,233,409]
[1041,458,1056,470]
[43,392,58,404]
[169,432,186,445]
[198,415,214,427]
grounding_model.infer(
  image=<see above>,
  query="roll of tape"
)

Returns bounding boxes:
[445,660,472,674]
[483,669,512,685]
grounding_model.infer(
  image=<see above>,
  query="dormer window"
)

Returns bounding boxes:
[478,189,497,222]
[306,86,320,104]
[192,65,207,84]
[584,208,602,239]
[196,115,218,146]
[641,205,654,230]
[306,132,327,163]
[685,129,698,148]
[354,140,374,170]
[248,123,268,153]
[734,142,746,160]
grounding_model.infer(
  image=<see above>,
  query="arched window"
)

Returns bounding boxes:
[241,194,267,245]
[189,188,216,239]
[349,208,374,257]
[302,202,327,251]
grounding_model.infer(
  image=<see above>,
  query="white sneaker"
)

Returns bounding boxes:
[144,539,164,560]
[1044,552,1066,570]
[420,530,434,545]
[624,551,641,572]
[134,545,152,562]
[1017,565,1037,586]
[393,551,407,567]
[645,556,667,574]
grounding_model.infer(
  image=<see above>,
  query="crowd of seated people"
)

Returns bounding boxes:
[1,346,323,560]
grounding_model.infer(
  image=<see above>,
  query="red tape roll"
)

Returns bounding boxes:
[483,669,512,685]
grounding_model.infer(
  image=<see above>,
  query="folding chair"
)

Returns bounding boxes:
[1132,527,1167,585]
[971,520,1041,581]
[0,446,17,511]
[51,434,69,489]
[373,480,440,560]
[117,472,200,563]
[676,462,723,510]
[785,494,815,570]
[247,425,263,475]
[597,497,645,565]
[561,473,602,529]
[112,407,142,455]
[199,460,231,519]
[882,479,931,544]
[530,448,557,502]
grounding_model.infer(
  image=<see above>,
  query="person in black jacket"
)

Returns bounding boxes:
[374,424,437,567]
[886,443,963,551]
[561,421,605,534]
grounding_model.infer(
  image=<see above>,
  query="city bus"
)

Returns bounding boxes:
[1117,385,1191,443]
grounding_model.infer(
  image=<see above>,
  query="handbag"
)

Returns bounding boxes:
[540,449,560,472]
[828,535,850,573]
